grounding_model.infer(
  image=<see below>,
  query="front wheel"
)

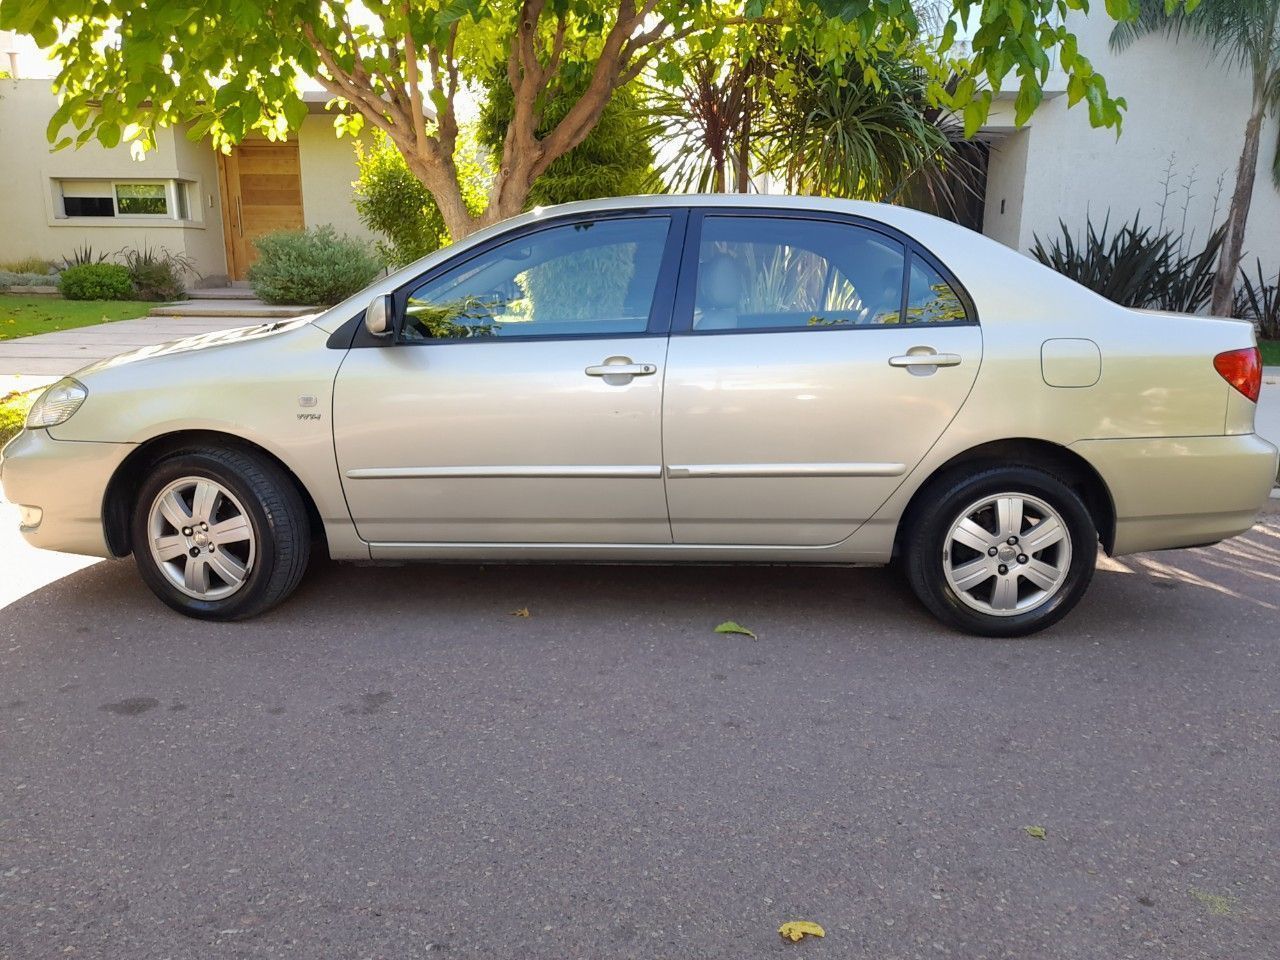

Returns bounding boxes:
[903,466,1097,637]
[130,448,310,620]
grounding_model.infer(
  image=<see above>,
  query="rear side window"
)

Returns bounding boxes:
[692,216,906,331]
[905,254,968,324]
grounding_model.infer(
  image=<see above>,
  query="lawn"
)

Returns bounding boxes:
[0,389,37,446]
[0,294,151,340]
[1260,339,1280,366]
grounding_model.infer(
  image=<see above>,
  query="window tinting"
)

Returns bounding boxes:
[692,216,906,331]
[401,217,670,341]
[906,255,968,324]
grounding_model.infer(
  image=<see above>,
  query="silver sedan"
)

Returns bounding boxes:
[2,196,1276,636]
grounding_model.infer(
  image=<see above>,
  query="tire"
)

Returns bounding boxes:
[130,447,310,620]
[902,465,1096,638]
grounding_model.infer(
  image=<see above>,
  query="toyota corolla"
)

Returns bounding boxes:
[2,196,1275,636]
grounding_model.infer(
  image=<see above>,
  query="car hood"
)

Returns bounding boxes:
[71,315,320,379]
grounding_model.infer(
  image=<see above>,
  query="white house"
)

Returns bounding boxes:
[980,11,1280,269]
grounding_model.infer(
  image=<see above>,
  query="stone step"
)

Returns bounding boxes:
[188,286,260,300]
[149,301,316,318]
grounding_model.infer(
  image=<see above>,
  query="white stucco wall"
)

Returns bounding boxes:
[983,11,1280,272]
[0,78,228,278]
[0,80,374,281]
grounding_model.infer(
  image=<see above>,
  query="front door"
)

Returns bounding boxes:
[217,141,305,280]
[662,211,982,546]
[332,211,684,546]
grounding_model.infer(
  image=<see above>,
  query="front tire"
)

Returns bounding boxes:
[130,448,310,620]
[903,465,1096,637]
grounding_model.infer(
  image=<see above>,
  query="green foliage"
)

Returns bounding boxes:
[1234,259,1279,339]
[353,129,490,267]
[478,76,661,208]
[762,51,953,200]
[0,0,1161,239]
[58,263,134,301]
[59,243,108,269]
[1031,214,1225,313]
[120,244,193,301]
[247,226,382,306]
[0,271,58,287]
[0,389,37,447]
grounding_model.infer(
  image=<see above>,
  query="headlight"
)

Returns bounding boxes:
[25,378,88,429]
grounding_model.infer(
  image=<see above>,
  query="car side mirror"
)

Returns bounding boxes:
[364,294,394,337]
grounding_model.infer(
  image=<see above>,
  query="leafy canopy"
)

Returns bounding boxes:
[0,0,1201,236]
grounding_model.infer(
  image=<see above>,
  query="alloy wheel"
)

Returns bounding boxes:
[146,476,256,600]
[942,492,1072,617]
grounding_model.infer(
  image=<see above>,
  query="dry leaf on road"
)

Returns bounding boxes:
[778,920,825,942]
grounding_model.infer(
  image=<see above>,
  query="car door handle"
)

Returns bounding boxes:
[888,352,962,368]
[585,360,658,377]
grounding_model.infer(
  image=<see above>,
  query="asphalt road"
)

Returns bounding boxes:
[2,514,1279,959]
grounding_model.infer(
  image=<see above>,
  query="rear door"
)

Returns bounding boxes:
[661,210,982,545]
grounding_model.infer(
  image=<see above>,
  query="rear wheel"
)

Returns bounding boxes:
[903,466,1096,637]
[131,448,310,620]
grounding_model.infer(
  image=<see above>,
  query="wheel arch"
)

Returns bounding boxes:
[892,438,1116,559]
[102,429,325,558]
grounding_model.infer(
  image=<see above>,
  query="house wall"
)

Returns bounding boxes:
[0,79,375,283]
[983,12,1280,273]
[0,78,227,277]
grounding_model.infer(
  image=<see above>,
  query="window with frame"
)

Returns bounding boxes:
[401,217,671,341]
[57,179,192,220]
[693,216,932,331]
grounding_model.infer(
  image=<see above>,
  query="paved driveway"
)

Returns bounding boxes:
[2,506,1279,959]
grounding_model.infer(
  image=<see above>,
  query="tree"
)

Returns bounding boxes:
[479,72,662,206]
[5,0,1145,241]
[1112,0,1280,315]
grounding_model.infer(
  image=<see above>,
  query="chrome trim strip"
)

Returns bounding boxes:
[665,462,906,479]
[346,465,663,480]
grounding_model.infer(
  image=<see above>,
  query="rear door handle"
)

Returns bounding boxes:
[888,353,962,368]
[585,360,658,377]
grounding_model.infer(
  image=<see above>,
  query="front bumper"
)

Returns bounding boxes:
[1072,433,1279,555]
[0,428,133,558]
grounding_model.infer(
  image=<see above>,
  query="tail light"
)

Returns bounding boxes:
[1213,347,1262,403]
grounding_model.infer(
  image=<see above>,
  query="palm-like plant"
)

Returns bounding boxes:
[1111,0,1280,315]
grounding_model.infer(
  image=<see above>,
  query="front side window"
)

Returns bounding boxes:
[692,216,907,331]
[402,217,671,341]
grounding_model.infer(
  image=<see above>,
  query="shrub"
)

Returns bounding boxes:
[0,390,37,447]
[0,255,55,274]
[59,243,110,269]
[1234,259,1279,340]
[1031,214,1224,314]
[120,244,193,301]
[247,226,382,306]
[58,263,134,301]
[0,270,58,287]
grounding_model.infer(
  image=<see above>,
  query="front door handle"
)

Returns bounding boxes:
[585,358,658,378]
[888,352,962,368]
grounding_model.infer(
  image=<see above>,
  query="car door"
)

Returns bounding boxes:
[332,210,685,546]
[662,210,982,546]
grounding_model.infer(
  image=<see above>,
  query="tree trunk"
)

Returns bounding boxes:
[1211,94,1268,316]
[736,92,752,193]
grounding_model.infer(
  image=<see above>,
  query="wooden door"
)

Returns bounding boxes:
[217,141,305,280]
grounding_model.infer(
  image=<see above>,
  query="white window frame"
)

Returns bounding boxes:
[55,178,194,222]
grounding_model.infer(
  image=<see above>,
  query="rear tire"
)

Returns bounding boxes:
[903,465,1096,637]
[130,448,310,620]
